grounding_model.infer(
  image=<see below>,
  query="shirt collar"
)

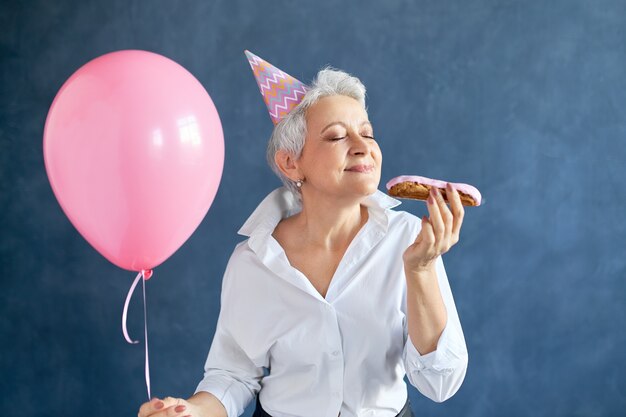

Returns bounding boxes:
[237,187,402,238]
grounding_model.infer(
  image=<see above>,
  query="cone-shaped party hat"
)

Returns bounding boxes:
[245,50,309,125]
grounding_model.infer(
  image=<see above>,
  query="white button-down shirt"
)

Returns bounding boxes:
[195,187,468,417]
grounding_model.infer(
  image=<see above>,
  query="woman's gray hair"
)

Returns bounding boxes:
[266,66,367,199]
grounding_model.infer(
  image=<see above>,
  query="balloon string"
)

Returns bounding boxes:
[122,270,152,400]
[141,270,151,400]
[122,272,142,344]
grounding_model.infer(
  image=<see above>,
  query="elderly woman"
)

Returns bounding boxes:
[139,53,468,417]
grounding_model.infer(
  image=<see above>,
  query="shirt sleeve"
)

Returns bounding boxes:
[194,251,265,417]
[402,254,469,403]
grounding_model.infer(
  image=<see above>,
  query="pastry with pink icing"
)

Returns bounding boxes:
[386,175,482,207]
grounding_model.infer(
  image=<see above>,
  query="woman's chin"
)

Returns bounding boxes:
[342,179,380,197]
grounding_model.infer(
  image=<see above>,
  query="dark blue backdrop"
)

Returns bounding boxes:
[1,1,625,416]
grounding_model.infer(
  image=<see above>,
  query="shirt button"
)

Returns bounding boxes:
[332,350,340,356]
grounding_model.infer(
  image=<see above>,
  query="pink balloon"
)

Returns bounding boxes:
[44,50,224,271]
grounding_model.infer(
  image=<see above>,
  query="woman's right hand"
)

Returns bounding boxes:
[138,392,227,417]
[138,396,200,417]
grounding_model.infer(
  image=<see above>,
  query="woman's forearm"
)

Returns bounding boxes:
[405,265,448,355]
[187,391,228,417]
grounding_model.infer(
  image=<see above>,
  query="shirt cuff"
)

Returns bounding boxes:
[404,321,467,375]
[194,375,247,417]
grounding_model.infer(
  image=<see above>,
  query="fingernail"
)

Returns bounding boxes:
[155,402,164,410]
[428,195,434,204]
[175,405,186,413]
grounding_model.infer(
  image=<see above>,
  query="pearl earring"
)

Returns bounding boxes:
[296,179,303,188]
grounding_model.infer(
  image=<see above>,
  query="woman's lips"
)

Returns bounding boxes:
[345,164,374,173]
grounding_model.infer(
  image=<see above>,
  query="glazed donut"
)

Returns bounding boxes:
[386,175,482,207]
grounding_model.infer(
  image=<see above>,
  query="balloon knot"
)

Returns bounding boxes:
[141,269,153,280]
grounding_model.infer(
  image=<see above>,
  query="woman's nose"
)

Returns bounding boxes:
[348,132,370,155]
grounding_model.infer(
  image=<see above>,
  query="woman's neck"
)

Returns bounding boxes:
[292,194,369,251]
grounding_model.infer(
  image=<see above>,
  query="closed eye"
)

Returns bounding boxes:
[329,134,375,141]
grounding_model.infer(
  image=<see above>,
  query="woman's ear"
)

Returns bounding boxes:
[274,150,301,181]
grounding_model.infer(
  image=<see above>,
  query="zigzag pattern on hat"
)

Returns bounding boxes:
[245,50,309,125]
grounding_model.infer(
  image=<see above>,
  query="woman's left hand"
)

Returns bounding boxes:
[403,182,465,274]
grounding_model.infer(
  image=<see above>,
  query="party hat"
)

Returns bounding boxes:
[245,50,309,125]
